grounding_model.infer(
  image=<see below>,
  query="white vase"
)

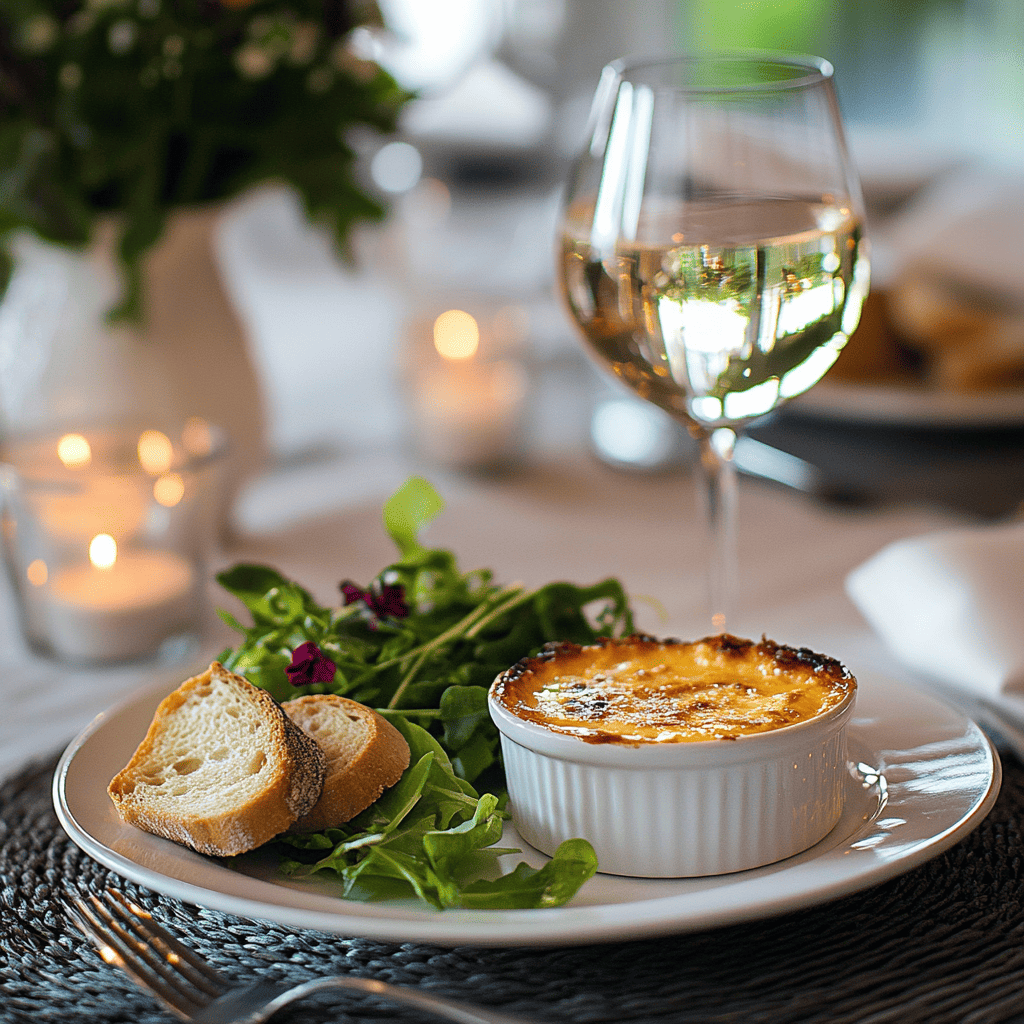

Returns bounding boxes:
[0,209,267,531]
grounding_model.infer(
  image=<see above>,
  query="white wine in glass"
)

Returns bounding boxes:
[558,53,869,632]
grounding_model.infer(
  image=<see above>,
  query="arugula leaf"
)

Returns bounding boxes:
[276,720,506,908]
[439,685,490,752]
[220,478,635,910]
[459,840,600,910]
[383,475,446,558]
[275,721,596,910]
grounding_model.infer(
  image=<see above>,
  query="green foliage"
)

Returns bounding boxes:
[677,0,829,56]
[217,476,635,785]
[219,476,635,908]
[274,716,598,910]
[0,1,411,320]
[663,243,755,309]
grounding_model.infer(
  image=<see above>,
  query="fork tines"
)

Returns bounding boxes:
[66,889,228,1020]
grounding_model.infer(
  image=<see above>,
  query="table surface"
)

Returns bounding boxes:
[0,433,970,782]
[7,410,1024,1021]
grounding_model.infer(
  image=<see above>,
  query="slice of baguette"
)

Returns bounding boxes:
[282,694,411,833]
[108,662,326,857]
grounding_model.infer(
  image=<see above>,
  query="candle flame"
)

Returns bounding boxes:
[57,434,92,469]
[433,309,479,361]
[138,430,174,475]
[154,472,185,507]
[89,534,117,570]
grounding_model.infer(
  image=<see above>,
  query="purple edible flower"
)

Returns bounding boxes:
[370,582,410,619]
[286,641,336,687]
[340,579,410,621]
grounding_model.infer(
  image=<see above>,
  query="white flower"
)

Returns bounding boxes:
[108,19,137,55]
[59,63,83,90]
[235,44,275,81]
[137,0,160,16]
[306,66,334,94]
[18,15,58,53]
[288,22,320,66]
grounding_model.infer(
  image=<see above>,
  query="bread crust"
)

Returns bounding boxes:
[108,663,326,856]
[282,694,411,832]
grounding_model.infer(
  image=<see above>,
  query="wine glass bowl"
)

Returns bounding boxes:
[558,52,869,631]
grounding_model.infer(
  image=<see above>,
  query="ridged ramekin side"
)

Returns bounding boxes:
[498,727,849,877]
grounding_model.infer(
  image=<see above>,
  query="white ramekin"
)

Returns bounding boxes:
[488,684,855,877]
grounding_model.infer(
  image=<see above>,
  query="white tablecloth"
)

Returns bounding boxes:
[0,443,962,783]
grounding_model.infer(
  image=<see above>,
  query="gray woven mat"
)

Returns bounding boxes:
[4,752,1024,1024]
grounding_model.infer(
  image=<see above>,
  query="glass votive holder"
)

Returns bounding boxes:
[0,419,226,665]
[401,295,531,471]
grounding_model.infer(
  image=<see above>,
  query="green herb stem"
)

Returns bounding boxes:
[463,584,534,639]
[385,585,527,708]
[388,646,433,709]
[376,584,524,672]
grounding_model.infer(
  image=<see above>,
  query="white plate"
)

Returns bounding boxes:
[790,379,1024,428]
[54,670,1000,947]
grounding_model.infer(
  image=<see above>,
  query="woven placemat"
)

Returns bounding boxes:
[4,751,1024,1024]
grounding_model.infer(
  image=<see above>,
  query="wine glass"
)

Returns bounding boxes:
[558,52,869,633]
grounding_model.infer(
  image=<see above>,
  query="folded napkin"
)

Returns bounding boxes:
[846,520,1024,698]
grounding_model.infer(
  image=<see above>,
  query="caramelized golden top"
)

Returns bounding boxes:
[491,634,855,744]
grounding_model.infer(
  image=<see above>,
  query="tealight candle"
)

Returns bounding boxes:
[410,307,528,469]
[46,537,195,663]
[413,359,528,469]
[37,474,149,543]
[0,423,224,664]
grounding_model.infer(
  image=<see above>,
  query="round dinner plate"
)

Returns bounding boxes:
[54,670,1000,947]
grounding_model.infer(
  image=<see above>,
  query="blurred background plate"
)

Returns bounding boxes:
[789,380,1024,429]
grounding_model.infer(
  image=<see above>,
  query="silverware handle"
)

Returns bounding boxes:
[195,976,533,1024]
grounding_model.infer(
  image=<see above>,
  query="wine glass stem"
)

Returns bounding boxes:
[693,425,738,634]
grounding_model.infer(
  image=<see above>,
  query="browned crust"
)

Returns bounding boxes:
[282,694,411,833]
[108,663,327,857]
[494,634,850,694]
[491,633,854,732]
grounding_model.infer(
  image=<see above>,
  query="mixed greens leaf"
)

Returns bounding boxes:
[218,477,633,909]
[273,716,598,910]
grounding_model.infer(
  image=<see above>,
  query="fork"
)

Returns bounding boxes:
[66,889,531,1024]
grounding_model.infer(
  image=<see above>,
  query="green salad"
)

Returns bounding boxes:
[217,478,636,910]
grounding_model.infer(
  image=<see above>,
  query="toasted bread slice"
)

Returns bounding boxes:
[282,694,411,832]
[108,662,326,856]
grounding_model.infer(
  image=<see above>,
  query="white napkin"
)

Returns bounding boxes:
[846,520,1024,698]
